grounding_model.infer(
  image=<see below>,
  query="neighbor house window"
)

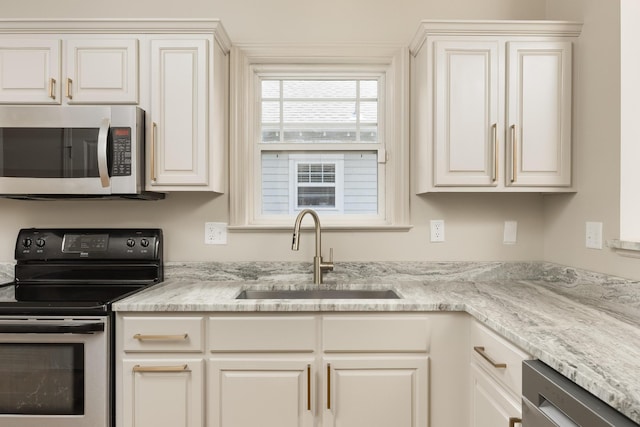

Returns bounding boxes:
[230,45,410,229]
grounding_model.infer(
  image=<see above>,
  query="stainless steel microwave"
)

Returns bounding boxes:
[0,106,163,200]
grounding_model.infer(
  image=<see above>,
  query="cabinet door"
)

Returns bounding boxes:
[433,40,500,186]
[506,41,572,187]
[0,39,61,104]
[470,363,522,427]
[208,358,314,427]
[121,359,204,427]
[149,39,209,187]
[323,356,428,427]
[65,38,138,104]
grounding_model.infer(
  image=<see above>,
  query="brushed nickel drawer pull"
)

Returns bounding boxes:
[327,363,331,410]
[133,364,190,373]
[49,78,56,99]
[307,364,312,411]
[474,346,507,368]
[66,78,72,99]
[492,123,498,182]
[133,333,188,341]
[509,417,522,427]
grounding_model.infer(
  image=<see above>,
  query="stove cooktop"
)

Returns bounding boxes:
[0,228,163,316]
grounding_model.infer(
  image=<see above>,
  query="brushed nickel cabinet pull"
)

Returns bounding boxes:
[492,123,498,182]
[327,363,331,410]
[66,78,72,99]
[509,417,522,427]
[474,346,507,368]
[133,333,188,341]
[49,78,56,99]
[151,122,158,182]
[133,364,190,373]
[307,364,312,411]
[511,124,517,183]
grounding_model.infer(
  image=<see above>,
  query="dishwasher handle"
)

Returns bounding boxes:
[0,321,105,334]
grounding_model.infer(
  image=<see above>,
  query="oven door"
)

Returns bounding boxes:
[0,316,109,427]
[0,106,141,196]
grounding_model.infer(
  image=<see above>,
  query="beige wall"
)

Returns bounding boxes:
[543,0,640,280]
[0,0,551,264]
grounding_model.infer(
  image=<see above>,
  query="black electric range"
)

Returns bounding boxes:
[0,228,163,315]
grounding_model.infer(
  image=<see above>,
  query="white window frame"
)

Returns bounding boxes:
[229,44,410,230]
[289,154,345,215]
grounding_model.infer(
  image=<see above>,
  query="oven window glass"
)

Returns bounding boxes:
[0,128,101,178]
[0,343,84,415]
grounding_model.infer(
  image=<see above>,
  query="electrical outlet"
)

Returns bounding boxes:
[430,220,445,242]
[585,221,603,249]
[205,222,227,245]
[503,221,518,245]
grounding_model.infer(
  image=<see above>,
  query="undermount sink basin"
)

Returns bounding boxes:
[236,289,401,300]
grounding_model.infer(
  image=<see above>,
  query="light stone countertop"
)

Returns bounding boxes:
[112,261,640,424]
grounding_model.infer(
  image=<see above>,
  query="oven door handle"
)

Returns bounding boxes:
[0,321,105,334]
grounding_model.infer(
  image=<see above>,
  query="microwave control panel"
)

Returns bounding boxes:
[111,127,131,176]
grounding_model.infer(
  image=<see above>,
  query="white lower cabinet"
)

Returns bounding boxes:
[209,358,314,427]
[323,356,428,427]
[117,312,531,427]
[469,320,531,427]
[470,363,521,427]
[121,359,204,427]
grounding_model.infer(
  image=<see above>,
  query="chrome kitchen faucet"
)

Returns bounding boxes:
[291,209,334,284]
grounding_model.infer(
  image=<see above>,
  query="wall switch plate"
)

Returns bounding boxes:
[586,221,603,249]
[205,222,227,245]
[430,220,445,242]
[503,221,518,245]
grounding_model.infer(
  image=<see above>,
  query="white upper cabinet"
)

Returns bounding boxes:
[65,39,138,104]
[0,39,60,103]
[0,37,138,104]
[410,20,581,193]
[149,39,210,188]
[506,41,573,187]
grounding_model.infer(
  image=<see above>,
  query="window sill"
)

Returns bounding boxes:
[608,239,640,258]
[228,224,413,232]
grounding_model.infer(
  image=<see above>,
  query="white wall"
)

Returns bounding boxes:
[0,0,550,264]
[543,0,640,280]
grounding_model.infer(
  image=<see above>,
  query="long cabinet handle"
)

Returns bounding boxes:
[66,78,73,99]
[151,122,158,182]
[473,346,507,368]
[133,333,188,341]
[509,417,522,427]
[327,363,331,410]
[510,124,517,183]
[48,78,56,99]
[133,364,190,373]
[307,364,312,411]
[492,123,498,182]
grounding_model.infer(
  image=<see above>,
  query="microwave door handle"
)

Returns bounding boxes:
[97,118,111,188]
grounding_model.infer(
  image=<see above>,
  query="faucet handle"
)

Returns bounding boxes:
[321,248,334,272]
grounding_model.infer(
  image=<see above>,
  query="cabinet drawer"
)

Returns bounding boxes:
[470,320,531,395]
[323,316,430,352]
[208,316,316,352]
[122,316,204,352]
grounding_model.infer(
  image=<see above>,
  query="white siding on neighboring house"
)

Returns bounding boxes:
[261,153,289,214]
[344,153,377,214]
[261,152,377,215]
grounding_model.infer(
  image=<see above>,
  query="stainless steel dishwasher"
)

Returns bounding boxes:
[522,360,639,427]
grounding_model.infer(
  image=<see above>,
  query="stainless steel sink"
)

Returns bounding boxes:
[236,289,400,300]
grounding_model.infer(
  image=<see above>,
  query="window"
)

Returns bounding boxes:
[230,45,410,229]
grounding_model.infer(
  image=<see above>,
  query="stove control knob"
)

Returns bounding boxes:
[126,238,136,248]
[22,238,33,248]
[140,238,149,248]
[36,238,46,248]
